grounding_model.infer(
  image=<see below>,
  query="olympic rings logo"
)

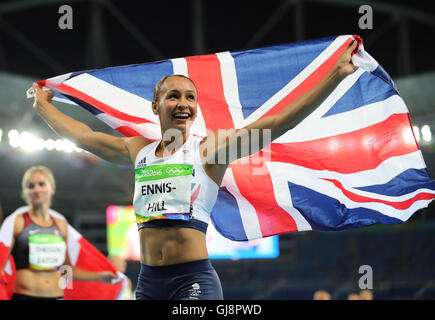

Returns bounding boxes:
[166,167,189,176]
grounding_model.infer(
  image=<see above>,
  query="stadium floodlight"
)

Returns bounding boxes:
[20,131,39,152]
[8,129,20,148]
[54,139,65,151]
[35,138,45,150]
[421,125,432,142]
[5,129,83,154]
[413,126,420,143]
[63,140,75,153]
[45,138,55,151]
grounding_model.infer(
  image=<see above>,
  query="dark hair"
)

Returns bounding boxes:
[152,74,197,104]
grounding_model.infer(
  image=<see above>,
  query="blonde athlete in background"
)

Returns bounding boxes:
[1,166,117,300]
[31,41,358,300]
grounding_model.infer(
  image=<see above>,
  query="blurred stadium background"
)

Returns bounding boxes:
[0,0,434,299]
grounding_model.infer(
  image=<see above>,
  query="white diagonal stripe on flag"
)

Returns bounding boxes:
[322,151,427,187]
[96,113,162,140]
[268,151,427,193]
[267,161,428,221]
[276,94,409,143]
[266,162,312,232]
[295,67,365,127]
[64,73,159,122]
[244,35,351,124]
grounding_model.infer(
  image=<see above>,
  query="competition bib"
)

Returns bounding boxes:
[134,164,193,223]
[28,234,66,270]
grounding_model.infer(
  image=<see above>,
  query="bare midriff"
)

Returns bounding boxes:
[14,269,63,297]
[139,227,209,266]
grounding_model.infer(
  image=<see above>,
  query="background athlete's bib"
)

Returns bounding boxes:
[28,234,66,270]
[134,164,193,223]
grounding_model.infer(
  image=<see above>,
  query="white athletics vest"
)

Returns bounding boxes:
[133,135,219,232]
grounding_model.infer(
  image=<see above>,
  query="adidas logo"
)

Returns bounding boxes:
[137,157,147,168]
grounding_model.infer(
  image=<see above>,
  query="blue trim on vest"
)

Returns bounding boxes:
[137,218,208,234]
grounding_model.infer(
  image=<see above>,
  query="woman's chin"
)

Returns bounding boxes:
[31,201,49,208]
[162,120,195,138]
[172,122,192,133]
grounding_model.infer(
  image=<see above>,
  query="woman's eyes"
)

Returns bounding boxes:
[167,93,196,100]
[27,182,45,189]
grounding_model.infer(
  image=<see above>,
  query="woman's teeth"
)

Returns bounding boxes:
[173,113,190,119]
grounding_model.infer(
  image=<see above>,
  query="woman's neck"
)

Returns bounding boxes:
[158,130,189,156]
[29,204,50,222]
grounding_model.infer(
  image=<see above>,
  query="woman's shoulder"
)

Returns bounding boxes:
[125,136,153,148]
[125,136,155,163]
[52,217,68,237]
[13,213,26,238]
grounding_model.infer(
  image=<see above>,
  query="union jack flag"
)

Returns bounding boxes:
[29,35,435,241]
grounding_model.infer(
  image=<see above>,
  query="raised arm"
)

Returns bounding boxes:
[32,83,134,165]
[202,40,359,166]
